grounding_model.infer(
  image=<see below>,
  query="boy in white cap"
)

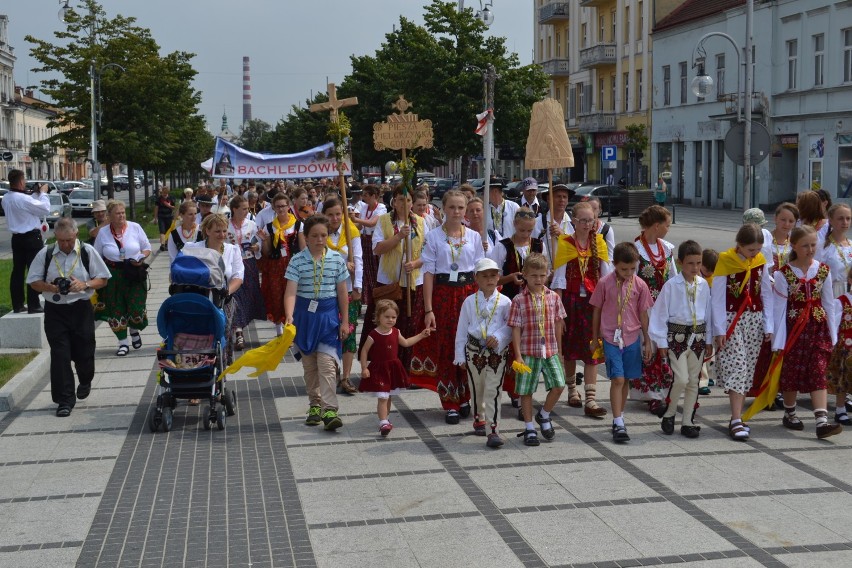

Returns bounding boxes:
[454,257,513,447]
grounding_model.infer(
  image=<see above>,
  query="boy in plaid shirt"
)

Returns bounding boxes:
[508,253,567,446]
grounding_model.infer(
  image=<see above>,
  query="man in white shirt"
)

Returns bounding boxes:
[4,169,50,313]
[487,180,520,238]
[519,177,547,217]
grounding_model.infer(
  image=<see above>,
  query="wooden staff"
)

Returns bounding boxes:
[402,149,413,316]
[548,169,556,268]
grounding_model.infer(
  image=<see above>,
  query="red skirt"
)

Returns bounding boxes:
[259,255,289,324]
[410,282,475,411]
[562,290,604,365]
[361,234,379,305]
[360,285,424,366]
[747,340,773,397]
[779,319,831,393]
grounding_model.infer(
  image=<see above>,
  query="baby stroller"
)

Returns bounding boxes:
[149,248,236,432]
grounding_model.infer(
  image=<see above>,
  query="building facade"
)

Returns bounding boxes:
[651,0,852,209]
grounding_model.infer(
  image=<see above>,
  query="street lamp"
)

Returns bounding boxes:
[457,1,495,28]
[690,0,754,210]
[58,0,100,196]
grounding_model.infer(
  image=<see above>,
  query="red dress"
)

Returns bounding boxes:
[359,328,410,394]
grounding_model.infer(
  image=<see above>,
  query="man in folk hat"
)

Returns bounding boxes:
[487,179,520,238]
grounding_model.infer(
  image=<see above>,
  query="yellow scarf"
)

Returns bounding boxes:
[327,218,361,252]
[271,214,296,249]
[377,213,424,285]
[553,233,609,269]
[713,248,766,295]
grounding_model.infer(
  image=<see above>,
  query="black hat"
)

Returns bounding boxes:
[195,194,214,204]
[488,179,505,190]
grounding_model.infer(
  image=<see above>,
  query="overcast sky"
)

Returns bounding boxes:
[4,1,533,134]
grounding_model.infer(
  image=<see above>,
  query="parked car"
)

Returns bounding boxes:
[430,178,454,200]
[25,180,61,194]
[69,189,95,216]
[568,184,622,216]
[0,185,8,216]
[45,192,73,226]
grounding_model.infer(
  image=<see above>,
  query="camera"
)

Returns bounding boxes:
[53,277,72,295]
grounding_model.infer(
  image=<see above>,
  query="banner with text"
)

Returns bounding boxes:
[211,138,351,179]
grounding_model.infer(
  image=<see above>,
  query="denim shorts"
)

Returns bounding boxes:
[603,338,643,380]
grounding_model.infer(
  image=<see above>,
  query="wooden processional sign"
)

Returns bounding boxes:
[373,96,434,314]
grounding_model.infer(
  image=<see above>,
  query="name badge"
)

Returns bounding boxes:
[613,328,624,350]
[579,285,587,298]
[308,300,318,313]
[449,270,459,283]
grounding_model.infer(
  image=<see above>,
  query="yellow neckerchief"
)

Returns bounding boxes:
[553,233,608,269]
[326,218,361,253]
[713,248,766,295]
[271,214,296,249]
[377,213,424,285]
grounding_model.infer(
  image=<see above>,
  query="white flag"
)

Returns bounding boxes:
[475,109,492,136]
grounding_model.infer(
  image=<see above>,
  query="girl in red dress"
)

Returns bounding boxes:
[259,193,299,336]
[359,300,431,436]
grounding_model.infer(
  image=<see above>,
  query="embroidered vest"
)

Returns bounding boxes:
[499,237,543,299]
[780,262,829,323]
[725,265,765,313]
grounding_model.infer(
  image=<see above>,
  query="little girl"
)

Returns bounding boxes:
[772,226,840,439]
[360,300,431,436]
[763,203,798,275]
[828,266,852,426]
[816,203,852,298]
[711,223,773,441]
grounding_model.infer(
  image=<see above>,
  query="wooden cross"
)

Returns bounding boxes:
[310,83,359,266]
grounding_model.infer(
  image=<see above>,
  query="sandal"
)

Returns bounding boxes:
[130,332,142,350]
[729,420,749,441]
[835,412,852,426]
[782,414,805,431]
[116,345,130,357]
[534,412,555,440]
[517,429,540,446]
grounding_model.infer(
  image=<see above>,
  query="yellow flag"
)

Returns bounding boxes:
[219,324,296,379]
[742,352,783,422]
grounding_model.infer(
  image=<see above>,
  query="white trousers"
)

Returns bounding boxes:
[664,347,702,426]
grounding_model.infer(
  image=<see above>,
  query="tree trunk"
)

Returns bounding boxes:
[126,162,136,221]
[460,155,470,184]
[143,170,150,212]
[105,165,115,201]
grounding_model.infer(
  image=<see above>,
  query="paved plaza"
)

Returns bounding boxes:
[2,209,849,568]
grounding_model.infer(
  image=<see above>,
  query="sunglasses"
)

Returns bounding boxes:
[516,211,537,219]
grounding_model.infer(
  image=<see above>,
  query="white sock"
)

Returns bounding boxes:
[525,421,536,431]
[837,405,847,416]
[539,409,550,420]
[379,419,390,426]
[614,416,625,428]
[539,410,553,430]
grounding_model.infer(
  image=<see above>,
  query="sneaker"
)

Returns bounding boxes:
[380,422,393,437]
[486,432,504,448]
[534,411,555,441]
[612,425,630,443]
[459,403,471,418]
[322,409,343,431]
[661,416,675,435]
[445,410,460,425]
[680,425,701,438]
[817,422,842,439]
[472,420,487,436]
[698,386,711,396]
[305,405,322,426]
[783,414,805,431]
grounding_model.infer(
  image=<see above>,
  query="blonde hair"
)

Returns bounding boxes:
[522,252,549,273]
[200,213,228,235]
[373,299,400,324]
[106,199,125,214]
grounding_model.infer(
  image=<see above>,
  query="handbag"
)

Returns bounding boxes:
[123,260,150,283]
[372,255,404,301]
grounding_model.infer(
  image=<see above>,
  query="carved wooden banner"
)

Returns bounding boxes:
[373,95,434,151]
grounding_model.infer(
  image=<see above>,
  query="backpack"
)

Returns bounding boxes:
[43,242,92,282]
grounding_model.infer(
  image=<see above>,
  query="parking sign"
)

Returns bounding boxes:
[601,145,617,161]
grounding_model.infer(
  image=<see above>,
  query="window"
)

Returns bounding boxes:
[663,65,671,106]
[623,72,630,112]
[556,32,561,57]
[611,75,616,111]
[787,39,797,90]
[844,28,852,82]
[624,6,631,43]
[578,81,585,114]
[679,61,687,104]
[636,69,643,109]
[814,34,824,87]
[716,54,725,96]
[611,11,617,43]
[569,86,576,119]
[599,78,605,111]
[638,1,644,38]
[582,23,587,48]
[599,15,605,42]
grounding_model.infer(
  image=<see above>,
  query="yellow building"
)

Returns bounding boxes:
[535,0,679,185]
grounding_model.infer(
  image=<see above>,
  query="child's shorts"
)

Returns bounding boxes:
[514,354,566,396]
[604,339,643,380]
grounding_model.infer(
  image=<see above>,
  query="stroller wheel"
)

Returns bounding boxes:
[149,410,162,433]
[162,407,174,432]
[224,387,236,417]
[216,403,226,431]
[202,408,213,430]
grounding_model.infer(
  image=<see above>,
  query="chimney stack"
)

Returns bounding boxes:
[242,56,252,126]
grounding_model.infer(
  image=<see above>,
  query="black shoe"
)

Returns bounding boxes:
[510,398,520,408]
[698,386,711,396]
[27,306,44,314]
[681,425,701,438]
[459,403,471,419]
[835,412,852,426]
[56,406,72,417]
[518,429,540,446]
[612,425,630,443]
[76,383,91,400]
[13,306,27,314]
[535,411,555,441]
[661,416,675,435]
[445,410,460,425]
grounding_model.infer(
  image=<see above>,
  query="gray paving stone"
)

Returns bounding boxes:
[0,497,99,545]
[0,546,80,568]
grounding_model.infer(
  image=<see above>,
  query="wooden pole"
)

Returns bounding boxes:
[548,169,556,268]
[402,148,412,317]
[338,170,354,265]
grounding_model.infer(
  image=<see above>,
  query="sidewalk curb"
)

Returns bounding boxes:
[0,350,50,412]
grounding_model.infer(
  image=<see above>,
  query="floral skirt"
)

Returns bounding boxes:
[95,266,148,340]
[716,311,764,395]
[232,257,266,329]
[562,290,604,365]
[779,318,831,393]
[827,343,852,394]
[259,255,289,324]
[342,296,361,354]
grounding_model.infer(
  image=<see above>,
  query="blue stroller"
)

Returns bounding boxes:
[149,249,236,432]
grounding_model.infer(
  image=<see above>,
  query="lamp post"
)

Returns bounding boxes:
[458,1,495,26]
[690,0,754,210]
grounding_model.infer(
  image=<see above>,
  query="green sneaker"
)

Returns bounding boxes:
[305,405,322,426]
[322,409,343,431]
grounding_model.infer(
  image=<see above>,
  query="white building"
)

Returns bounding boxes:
[0,14,17,180]
[651,0,852,208]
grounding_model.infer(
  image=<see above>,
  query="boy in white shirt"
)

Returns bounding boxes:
[454,258,513,448]
[649,240,713,438]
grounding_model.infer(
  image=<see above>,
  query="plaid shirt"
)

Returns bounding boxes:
[507,286,567,357]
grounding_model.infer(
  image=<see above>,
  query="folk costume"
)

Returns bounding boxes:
[533,210,573,260]
[227,216,266,330]
[488,198,520,238]
[363,211,426,366]
[410,225,484,412]
[260,215,299,325]
[359,327,409,396]
[762,233,791,276]
[630,235,677,407]
[327,218,363,354]
[827,293,852,398]
[167,223,201,262]
[454,288,512,435]
[357,200,387,306]
[710,250,773,396]
[816,236,852,297]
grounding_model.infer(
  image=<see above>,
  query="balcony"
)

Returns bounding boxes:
[578,112,616,133]
[579,44,617,70]
[538,2,570,24]
[580,0,610,7]
[541,58,570,77]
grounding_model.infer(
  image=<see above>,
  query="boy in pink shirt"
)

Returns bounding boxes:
[590,242,654,443]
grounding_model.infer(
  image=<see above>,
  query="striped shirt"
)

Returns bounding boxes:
[285,248,349,299]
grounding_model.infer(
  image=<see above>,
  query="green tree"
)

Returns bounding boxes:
[239,118,272,152]
[266,94,332,155]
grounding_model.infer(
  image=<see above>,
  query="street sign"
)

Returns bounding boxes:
[601,145,617,161]
[724,122,771,166]
[1,151,12,162]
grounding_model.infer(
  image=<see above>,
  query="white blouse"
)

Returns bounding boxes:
[328,225,363,292]
[421,225,484,274]
[227,217,261,260]
[771,260,837,350]
[357,202,387,236]
[816,239,852,285]
[183,241,244,282]
[649,274,713,348]
[168,224,201,262]
[372,218,423,287]
[94,222,151,262]
[453,289,513,364]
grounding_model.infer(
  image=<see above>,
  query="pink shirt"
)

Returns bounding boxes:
[589,272,654,346]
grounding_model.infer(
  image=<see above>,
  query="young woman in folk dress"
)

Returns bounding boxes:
[227,195,265,351]
[551,202,612,418]
[797,190,829,241]
[466,197,501,258]
[167,201,200,262]
[259,193,299,337]
[353,184,387,312]
[411,190,484,424]
[368,186,426,368]
[632,205,677,415]
[762,203,798,276]
[816,203,852,298]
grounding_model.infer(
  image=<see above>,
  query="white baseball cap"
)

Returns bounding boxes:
[475,258,500,273]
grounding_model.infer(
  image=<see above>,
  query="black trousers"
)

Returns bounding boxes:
[45,300,96,408]
[11,230,44,310]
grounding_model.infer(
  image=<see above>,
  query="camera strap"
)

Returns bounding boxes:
[43,241,91,282]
